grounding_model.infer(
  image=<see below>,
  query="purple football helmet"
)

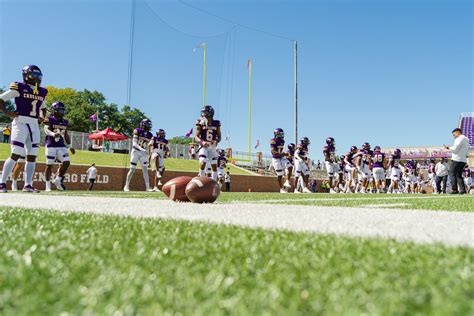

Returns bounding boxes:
[201,105,215,118]
[362,142,370,150]
[218,149,226,157]
[140,118,152,131]
[156,129,166,138]
[22,65,43,86]
[300,137,310,146]
[340,155,345,160]
[350,145,358,153]
[52,101,65,118]
[288,143,295,151]
[274,128,284,139]
[326,137,335,146]
[374,145,381,151]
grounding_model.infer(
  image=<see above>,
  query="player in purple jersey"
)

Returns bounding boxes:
[194,105,221,180]
[337,155,346,191]
[216,149,228,186]
[124,119,153,192]
[0,65,47,193]
[43,102,75,191]
[270,128,292,193]
[149,129,169,191]
[387,149,403,194]
[343,146,358,193]
[371,146,386,193]
[285,143,295,188]
[294,137,312,193]
[323,137,338,193]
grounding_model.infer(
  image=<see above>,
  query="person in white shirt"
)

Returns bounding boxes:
[434,158,449,194]
[444,128,470,194]
[224,171,231,192]
[86,163,98,191]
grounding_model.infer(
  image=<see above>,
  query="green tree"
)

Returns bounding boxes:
[168,136,193,145]
[0,87,15,124]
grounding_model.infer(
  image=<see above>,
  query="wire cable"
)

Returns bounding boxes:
[143,0,233,39]
[177,0,295,42]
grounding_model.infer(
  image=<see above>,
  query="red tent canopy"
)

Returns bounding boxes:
[88,128,128,141]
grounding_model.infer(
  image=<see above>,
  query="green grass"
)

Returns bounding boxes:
[0,143,250,175]
[0,207,472,315]
[52,191,474,212]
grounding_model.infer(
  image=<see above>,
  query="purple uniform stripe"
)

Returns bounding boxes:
[47,155,55,159]
[11,140,24,147]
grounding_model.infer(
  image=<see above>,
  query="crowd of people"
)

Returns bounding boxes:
[270,128,471,194]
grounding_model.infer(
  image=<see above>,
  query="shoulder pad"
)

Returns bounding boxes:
[270,139,276,145]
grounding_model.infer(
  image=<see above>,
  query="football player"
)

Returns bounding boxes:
[371,146,386,193]
[337,155,346,192]
[285,143,296,189]
[43,102,75,191]
[270,128,291,193]
[354,142,372,193]
[194,105,221,180]
[149,128,169,191]
[344,146,358,193]
[387,149,403,194]
[124,119,153,192]
[404,160,418,194]
[0,65,48,193]
[323,137,338,193]
[294,137,312,194]
[216,149,227,186]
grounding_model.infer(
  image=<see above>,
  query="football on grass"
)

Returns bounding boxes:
[185,177,220,203]
[162,176,193,202]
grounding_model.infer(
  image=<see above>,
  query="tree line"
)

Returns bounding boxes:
[0,86,149,137]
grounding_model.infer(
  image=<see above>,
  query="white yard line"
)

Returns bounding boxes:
[1,194,473,248]
[235,194,473,204]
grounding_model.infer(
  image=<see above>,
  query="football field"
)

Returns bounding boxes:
[1,192,472,315]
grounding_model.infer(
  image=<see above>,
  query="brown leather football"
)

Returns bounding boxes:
[185,177,220,203]
[162,176,193,202]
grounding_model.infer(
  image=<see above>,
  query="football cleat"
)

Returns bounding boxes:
[283,180,292,189]
[279,188,288,193]
[45,181,52,192]
[22,185,39,193]
[54,178,64,191]
[303,187,312,194]
[11,180,18,191]
[123,186,130,192]
[0,183,7,193]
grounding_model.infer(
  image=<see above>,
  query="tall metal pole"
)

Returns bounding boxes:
[126,0,136,107]
[203,43,207,107]
[248,59,252,161]
[294,40,298,144]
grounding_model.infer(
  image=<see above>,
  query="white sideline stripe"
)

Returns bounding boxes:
[236,195,473,204]
[1,194,472,248]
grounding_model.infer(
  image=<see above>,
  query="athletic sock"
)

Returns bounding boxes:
[25,161,36,186]
[125,168,135,187]
[199,169,205,177]
[211,171,218,181]
[1,158,16,184]
[142,166,150,189]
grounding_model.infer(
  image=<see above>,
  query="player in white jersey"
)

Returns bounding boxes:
[0,65,47,193]
[124,119,153,192]
[149,129,169,191]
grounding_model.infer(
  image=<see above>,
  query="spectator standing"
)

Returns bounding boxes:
[86,163,98,191]
[310,178,317,193]
[434,158,449,194]
[224,171,231,192]
[2,125,11,143]
[444,128,470,194]
[316,160,321,170]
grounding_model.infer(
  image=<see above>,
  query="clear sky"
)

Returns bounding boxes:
[1,0,472,159]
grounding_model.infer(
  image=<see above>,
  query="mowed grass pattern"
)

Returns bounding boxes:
[0,143,250,175]
[0,207,472,315]
[52,191,474,212]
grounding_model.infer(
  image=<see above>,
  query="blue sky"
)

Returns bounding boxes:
[1,0,472,159]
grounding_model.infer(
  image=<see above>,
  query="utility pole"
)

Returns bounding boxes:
[294,40,298,144]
